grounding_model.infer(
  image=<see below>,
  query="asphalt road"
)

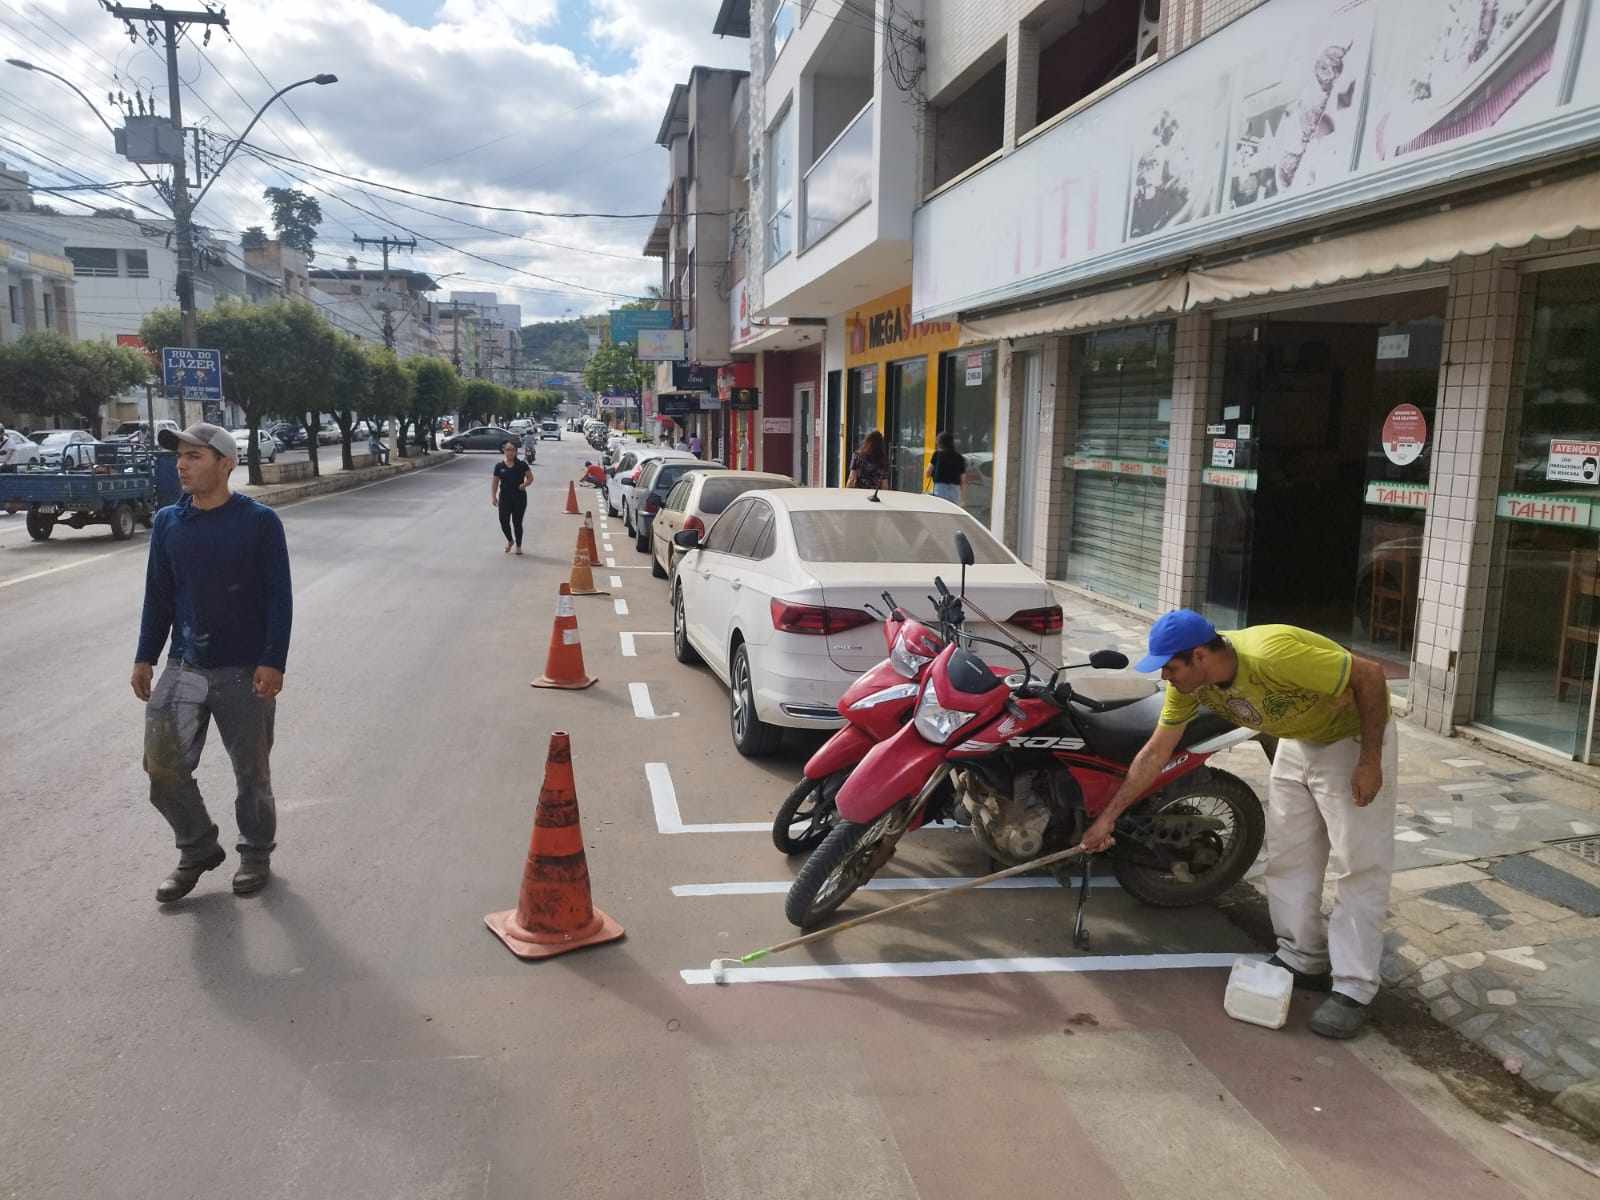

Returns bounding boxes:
[0,437,1590,1199]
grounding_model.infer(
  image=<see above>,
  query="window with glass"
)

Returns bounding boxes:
[765,104,795,265]
[936,347,998,526]
[42,293,53,329]
[767,0,795,66]
[1479,264,1600,761]
[886,356,928,494]
[1062,322,1173,610]
[65,247,117,277]
[846,365,877,457]
[124,249,149,278]
[7,285,18,325]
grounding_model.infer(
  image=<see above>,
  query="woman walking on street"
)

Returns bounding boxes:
[927,430,967,504]
[491,440,533,554]
[846,429,889,489]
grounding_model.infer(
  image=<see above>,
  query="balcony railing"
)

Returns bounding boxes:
[802,100,873,251]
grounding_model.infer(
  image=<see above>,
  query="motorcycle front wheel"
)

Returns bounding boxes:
[772,770,843,856]
[784,808,899,929]
[1110,769,1265,908]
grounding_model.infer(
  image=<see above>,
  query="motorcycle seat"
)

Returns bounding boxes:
[1074,692,1239,763]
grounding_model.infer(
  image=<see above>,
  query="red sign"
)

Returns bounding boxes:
[117,333,157,368]
[1381,403,1427,466]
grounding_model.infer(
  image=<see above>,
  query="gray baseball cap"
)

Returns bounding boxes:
[158,422,238,458]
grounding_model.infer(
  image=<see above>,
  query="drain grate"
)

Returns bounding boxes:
[1553,837,1600,868]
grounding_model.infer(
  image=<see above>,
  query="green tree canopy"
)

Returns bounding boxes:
[263,187,323,261]
[0,332,148,434]
[581,338,649,399]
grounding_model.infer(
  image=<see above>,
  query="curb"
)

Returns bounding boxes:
[241,452,456,509]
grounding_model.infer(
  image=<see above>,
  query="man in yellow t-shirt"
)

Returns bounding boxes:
[1081,610,1397,1040]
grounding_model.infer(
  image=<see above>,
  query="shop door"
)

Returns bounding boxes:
[846,365,877,461]
[825,370,842,486]
[886,356,928,494]
[1014,350,1042,559]
[936,347,997,525]
[795,384,813,483]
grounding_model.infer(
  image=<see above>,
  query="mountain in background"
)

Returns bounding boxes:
[519,318,592,373]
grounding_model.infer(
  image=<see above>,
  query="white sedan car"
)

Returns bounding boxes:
[1,430,41,467]
[670,488,1063,757]
[607,446,696,525]
[230,428,278,463]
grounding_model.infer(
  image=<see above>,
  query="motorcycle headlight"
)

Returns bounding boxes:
[889,631,934,679]
[914,681,976,744]
[848,681,921,711]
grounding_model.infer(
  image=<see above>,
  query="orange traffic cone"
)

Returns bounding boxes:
[582,512,602,567]
[531,582,598,690]
[564,480,580,515]
[568,542,608,596]
[485,731,624,960]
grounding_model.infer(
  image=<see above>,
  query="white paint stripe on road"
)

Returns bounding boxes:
[645,762,769,834]
[614,598,629,616]
[0,548,131,590]
[629,682,679,720]
[670,876,1117,897]
[681,952,1247,986]
[609,575,623,587]
[619,631,670,657]
[606,556,616,568]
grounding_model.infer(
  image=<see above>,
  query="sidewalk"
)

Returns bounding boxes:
[1052,583,1600,1131]
[234,449,455,508]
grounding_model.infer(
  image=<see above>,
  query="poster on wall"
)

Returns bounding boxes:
[1125,75,1233,241]
[1382,403,1429,465]
[1226,3,1376,214]
[1547,439,1600,483]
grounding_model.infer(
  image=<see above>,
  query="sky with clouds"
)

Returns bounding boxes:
[0,0,749,321]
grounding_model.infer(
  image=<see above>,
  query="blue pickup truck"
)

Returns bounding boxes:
[0,443,182,541]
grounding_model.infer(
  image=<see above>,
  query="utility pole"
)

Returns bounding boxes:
[353,234,415,351]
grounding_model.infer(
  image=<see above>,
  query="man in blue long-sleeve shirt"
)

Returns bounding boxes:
[133,423,293,902]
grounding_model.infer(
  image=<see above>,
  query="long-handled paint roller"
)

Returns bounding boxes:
[709,843,1090,984]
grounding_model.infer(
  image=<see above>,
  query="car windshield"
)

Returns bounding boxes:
[110,422,144,436]
[789,509,1014,565]
[700,476,792,514]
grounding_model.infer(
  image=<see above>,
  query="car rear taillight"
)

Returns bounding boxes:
[683,515,705,535]
[770,599,875,636]
[1007,605,1063,635]
[643,494,661,515]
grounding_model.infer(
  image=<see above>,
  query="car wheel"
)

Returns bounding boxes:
[25,509,55,541]
[624,505,635,538]
[109,503,135,541]
[651,540,668,579]
[730,642,783,758]
[635,525,650,553]
[606,492,618,518]
[672,584,699,665]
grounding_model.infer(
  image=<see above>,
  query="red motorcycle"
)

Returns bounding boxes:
[770,589,958,854]
[785,535,1265,939]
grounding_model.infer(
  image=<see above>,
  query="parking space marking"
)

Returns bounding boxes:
[680,952,1247,986]
[614,598,630,616]
[619,631,670,657]
[670,876,1117,897]
[646,762,769,834]
[606,556,617,567]
[629,682,680,720]
[609,575,623,588]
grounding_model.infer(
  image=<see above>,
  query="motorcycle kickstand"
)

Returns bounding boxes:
[1071,855,1092,950]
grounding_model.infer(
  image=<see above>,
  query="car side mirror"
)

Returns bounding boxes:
[1089,650,1129,670]
[673,529,702,550]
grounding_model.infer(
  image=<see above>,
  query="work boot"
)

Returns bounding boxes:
[232,860,272,896]
[156,846,226,903]
[1309,992,1370,1039]
[1267,954,1333,992]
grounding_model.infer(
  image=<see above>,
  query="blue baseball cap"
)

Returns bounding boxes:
[1135,609,1218,673]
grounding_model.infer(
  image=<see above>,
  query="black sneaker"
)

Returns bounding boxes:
[156,846,226,902]
[1266,954,1333,992]
[1309,992,1370,1039]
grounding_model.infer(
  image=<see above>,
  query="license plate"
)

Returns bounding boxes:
[36,504,59,514]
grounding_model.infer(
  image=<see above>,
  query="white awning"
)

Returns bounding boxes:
[1188,172,1600,308]
[958,274,1188,343]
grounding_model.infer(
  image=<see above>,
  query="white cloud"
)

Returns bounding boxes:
[0,0,751,319]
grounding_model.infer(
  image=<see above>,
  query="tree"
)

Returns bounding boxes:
[279,302,339,477]
[263,187,323,261]
[330,336,371,470]
[72,341,151,435]
[93,206,138,220]
[582,338,649,399]
[0,333,147,435]
[408,357,461,455]
[364,345,411,454]
[461,377,500,429]
[241,226,268,251]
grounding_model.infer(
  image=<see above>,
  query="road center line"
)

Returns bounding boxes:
[606,556,616,568]
[645,762,769,834]
[629,682,680,720]
[614,598,630,616]
[680,953,1249,986]
[609,575,623,588]
[670,876,1117,897]
[0,548,133,589]
[620,631,671,657]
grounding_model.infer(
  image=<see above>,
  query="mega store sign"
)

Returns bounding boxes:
[914,0,1600,320]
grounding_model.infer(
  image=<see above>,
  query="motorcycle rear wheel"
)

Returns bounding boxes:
[1110,769,1264,908]
[785,811,897,929]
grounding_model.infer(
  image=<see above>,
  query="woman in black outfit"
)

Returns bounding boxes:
[491,440,533,554]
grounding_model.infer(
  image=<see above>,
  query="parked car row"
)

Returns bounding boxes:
[595,447,1065,758]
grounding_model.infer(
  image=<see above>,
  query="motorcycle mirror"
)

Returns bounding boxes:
[954,532,975,568]
[1089,650,1129,670]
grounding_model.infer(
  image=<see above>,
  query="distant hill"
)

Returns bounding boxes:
[519,318,591,373]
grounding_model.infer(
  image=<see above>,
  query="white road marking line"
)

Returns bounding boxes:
[619,631,671,657]
[614,597,630,616]
[681,953,1250,986]
[0,549,129,589]
[671,876,1119,897]
[646,762,769,834]
[629,682,680,720]
[606,556,616,568]
[609,575,623,587]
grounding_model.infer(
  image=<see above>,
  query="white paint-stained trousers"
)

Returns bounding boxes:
[1263,720,1398,1004]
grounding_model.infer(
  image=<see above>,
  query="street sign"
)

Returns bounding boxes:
[672,362,717,391]
[637,329,686,361]
[161,347,223,401]
[608,308,673,345]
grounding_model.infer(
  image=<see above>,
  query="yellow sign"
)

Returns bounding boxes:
[0,239,74,278]
[844,286,956,368]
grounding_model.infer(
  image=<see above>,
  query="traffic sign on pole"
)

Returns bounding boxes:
[160,347,223,401]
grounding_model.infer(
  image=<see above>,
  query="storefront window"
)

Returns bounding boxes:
[937,346,997,526]
[1479,266,1600,761]
[846,365,877,460]
[1200,291,1446,676]
[887,356,927,494]
[1062,323,1173,611]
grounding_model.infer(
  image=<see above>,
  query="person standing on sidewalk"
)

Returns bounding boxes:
[491,439,532,554]
[688,431,702,458]
[133,423,292,902]
[1080,610,1397,1039]
[927,431,967,504]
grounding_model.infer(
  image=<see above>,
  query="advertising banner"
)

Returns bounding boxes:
[637,328,687,362]
[608,308,673,345]
[913,0,1600,321]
